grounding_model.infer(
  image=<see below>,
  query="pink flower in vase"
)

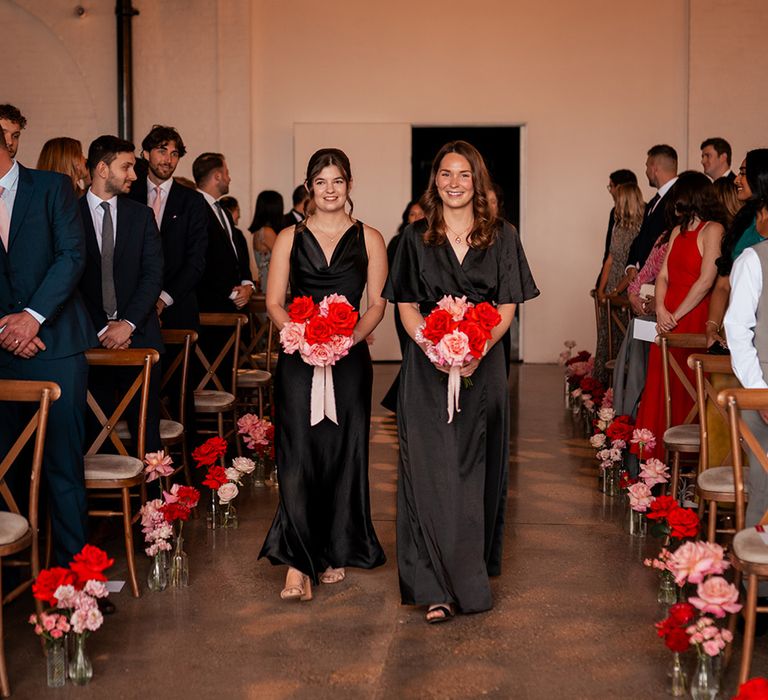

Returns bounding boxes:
[627,482,654,511]
[304,342,335,367]
[689,576,742,618]
[631,428,657,456]
[639,458,670,487]
[232,457,256,474]
[668,541,729,585]
[437,329,471,366]
[237,414,269,448]
[589,433,607,449]
[601,388,614,409]
[218,482,239,504]
[279,321,306,354]
[436,294,470,322]
[598,407,615,423]
[143,450,174,482]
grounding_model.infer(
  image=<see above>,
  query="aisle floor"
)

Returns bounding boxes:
[5,364,766,698]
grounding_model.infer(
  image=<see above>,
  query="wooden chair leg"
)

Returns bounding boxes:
[707,501,717,543]
[44,516,52,569]
[122,487,140,598]
[181,438,193,486]
[669,451,681,500]
[217,412,226,466]
[258,387,264,418]
[0,564,9,699]
[739,573,759,685]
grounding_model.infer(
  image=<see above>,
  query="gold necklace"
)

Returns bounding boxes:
[312,217,351,243]
[446,222,473,246]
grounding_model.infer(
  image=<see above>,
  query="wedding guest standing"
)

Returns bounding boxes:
[259,148,387,600]
[247,190,283,294]
[385,141,539,622]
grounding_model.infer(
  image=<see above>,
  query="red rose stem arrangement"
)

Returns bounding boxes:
[416,295,502,423]
[279,294,359,425]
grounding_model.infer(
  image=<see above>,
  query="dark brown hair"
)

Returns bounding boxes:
[192,152,225,186]
[302,148,354,219]
[421,140,496,249]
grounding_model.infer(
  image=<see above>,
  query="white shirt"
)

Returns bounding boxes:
[724,246,767,389]
[651,176,678,213]
[197,188,253,289]
[1,160,45,324]
[147,177,174,307]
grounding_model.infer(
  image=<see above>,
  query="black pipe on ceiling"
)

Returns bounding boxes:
[116,0,139,141]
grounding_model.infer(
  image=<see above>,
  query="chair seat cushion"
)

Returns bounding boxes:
[0,512,29,546]
[733,527,768,565]
[85,454,144,480]
[664,424,701,448]
[237,369,271,387]
[697,466,749,497]
[194,390,235,410]
[160,419,184,441]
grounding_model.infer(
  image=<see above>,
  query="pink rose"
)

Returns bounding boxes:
[639,458,670,487]
[590,433,607,449]
[303,342,335,367]
[217,482,239,504]
[702,639,723,657]
[689,576,742,618]
[436,329,471,366]
[50,629,63,639]
[436,294,470,322]
[279,321,306,354]
[668,541,729,585]
[598,407,615,423]
[327,334,354,359]
[232,457,255,474]
[237,414,269,448]
[225,467,243,484]
[318,293,350,315]
[627,482,654,512]
[42,614,56,632]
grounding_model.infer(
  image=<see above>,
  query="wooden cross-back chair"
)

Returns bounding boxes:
[0,380,60,698]
[84,348,159,598]
[718,387,768,685]
[194,313,247,456]
[603,295,631,380]
[659,333,708,499]
[237,312,276,419]
[688,353,742,542]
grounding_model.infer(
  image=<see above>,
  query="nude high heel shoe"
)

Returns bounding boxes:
[280,568,313,601]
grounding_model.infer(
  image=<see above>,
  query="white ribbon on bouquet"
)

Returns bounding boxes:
[446,365,462,424]
[310,365,338,426]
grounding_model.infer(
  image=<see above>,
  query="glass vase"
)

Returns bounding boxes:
[207,490,222,529]
[690,652,718,699]
[269,465,278,487]
[670,652,687,697]
[46,638,67,688]
[147,551,168,592]
[68,634,92,686]
[223,503,239,529]
[628,508,647,537]
[252,455,266,487]
[170,535,189,588]
[657,569,678,606]
[604,465,620,497]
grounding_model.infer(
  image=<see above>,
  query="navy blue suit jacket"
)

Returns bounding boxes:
[0,165,96,366]
[78,194,164,352]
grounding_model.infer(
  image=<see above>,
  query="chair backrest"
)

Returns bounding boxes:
[718,387,768,531]
[689,353,736,472]
[659,333,708,430]
[606,296,630,360]
[239,296,269,370]
[159,329,198,425]
[0,380,60,529]
[85,348,160,458]
[197,313,248,394]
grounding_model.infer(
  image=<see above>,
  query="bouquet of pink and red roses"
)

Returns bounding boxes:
[416,295,502,423]
[280,293,359,425]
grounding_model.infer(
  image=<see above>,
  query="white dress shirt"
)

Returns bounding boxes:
[1,160,46,324]
[147,177,174,308]
[724,246,767,389]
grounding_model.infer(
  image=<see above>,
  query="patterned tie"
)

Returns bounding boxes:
[151,185,163,225]
[214,201,229,232]
[0,186,10,252]
[100,201,117,318]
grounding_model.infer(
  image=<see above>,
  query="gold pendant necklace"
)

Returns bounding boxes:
[447,222,472,246]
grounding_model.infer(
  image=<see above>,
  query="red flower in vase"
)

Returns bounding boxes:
[203,465,229,490]
[667,507,700,539]
[174,485,200,509]
[69,545,114,586]
[160,502,192,523]
[192,437,228,467]
[565,351,591,366]
[32,567,77,606]
[645,495,679,521]
[605,417,634,442]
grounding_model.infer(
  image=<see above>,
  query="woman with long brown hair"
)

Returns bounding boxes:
[259,148,387,601]
[36,137,89,197]
[385,141,539,622]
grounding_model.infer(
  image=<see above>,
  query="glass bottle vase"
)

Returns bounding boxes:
[252,455,266,487]
[670,652,687,697]
[147,551,168,592]
[657,569,678,606]
[46,638,67,688]
[223,503,239,529]
[68,634,92,686]
[170,535,189,588]
[628,508,647,537]
[207,490,222,529]
[690,652,718,700]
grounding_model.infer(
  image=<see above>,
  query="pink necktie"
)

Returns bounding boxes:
[0,186,10,252]
[152,185,162,225]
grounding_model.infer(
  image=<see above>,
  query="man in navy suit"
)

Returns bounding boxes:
[0,129,95,566]
[78,135,164,452]
[129,126,207,330]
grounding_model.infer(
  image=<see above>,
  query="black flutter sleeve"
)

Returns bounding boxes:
[496,221,540,304]
[383,222,427,303]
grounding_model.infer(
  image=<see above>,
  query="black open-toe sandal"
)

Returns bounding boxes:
[426,605,454,624]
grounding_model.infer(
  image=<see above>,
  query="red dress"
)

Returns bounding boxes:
[634,221,711,459]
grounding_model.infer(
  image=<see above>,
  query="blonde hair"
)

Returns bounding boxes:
[614,183,645,231]
[37,137,86,195]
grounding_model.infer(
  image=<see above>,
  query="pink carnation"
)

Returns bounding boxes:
[279,321,306,354]
[436,294,470,322]
[436,329,471,366]
[639,458,670,487]
[237,414,269,449]
[689,576,742,618]
[627,482,654,512]
[667,541,729,586]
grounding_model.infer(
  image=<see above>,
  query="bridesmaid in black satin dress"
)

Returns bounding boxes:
[259,148,387,601]
[384,141,539,622]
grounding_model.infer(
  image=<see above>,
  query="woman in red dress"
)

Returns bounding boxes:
[635,171,725,460]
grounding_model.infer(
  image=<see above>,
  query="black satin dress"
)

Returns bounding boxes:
[259,222,386,582]
[384,220,539,613]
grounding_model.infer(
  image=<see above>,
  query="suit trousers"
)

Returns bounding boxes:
[0,353,89,566]
[612,316,652,419]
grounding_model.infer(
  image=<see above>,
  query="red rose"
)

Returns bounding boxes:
[734,678,768,700]
[458,320,488,359]
[174,486,200,509]
[565,351,591,366]
[422,309,458,344]
[32,567,76,606]
[662,626,690,653]
[288,296,317,322]
[667,507,700,539]
[605,420,633,442]
[645,495,680,521]
[69,545,114,586]
[305,315,335,345]
[192,437,228,467]
[203,465,229,490]
[325,303,358,336]
[160,502,191,523]
[472,302,502,332]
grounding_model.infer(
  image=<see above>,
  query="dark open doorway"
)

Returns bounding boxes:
[411,125,523,361]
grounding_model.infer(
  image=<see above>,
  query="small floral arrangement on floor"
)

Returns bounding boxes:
[237,413,275,484]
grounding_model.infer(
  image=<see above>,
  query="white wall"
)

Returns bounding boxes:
[5,0,768,362]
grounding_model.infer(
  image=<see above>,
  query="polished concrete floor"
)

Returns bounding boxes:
[5,364,766,698]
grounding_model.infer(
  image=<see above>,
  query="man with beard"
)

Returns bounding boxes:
[129,126,207,330]
[78,135,163,452]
